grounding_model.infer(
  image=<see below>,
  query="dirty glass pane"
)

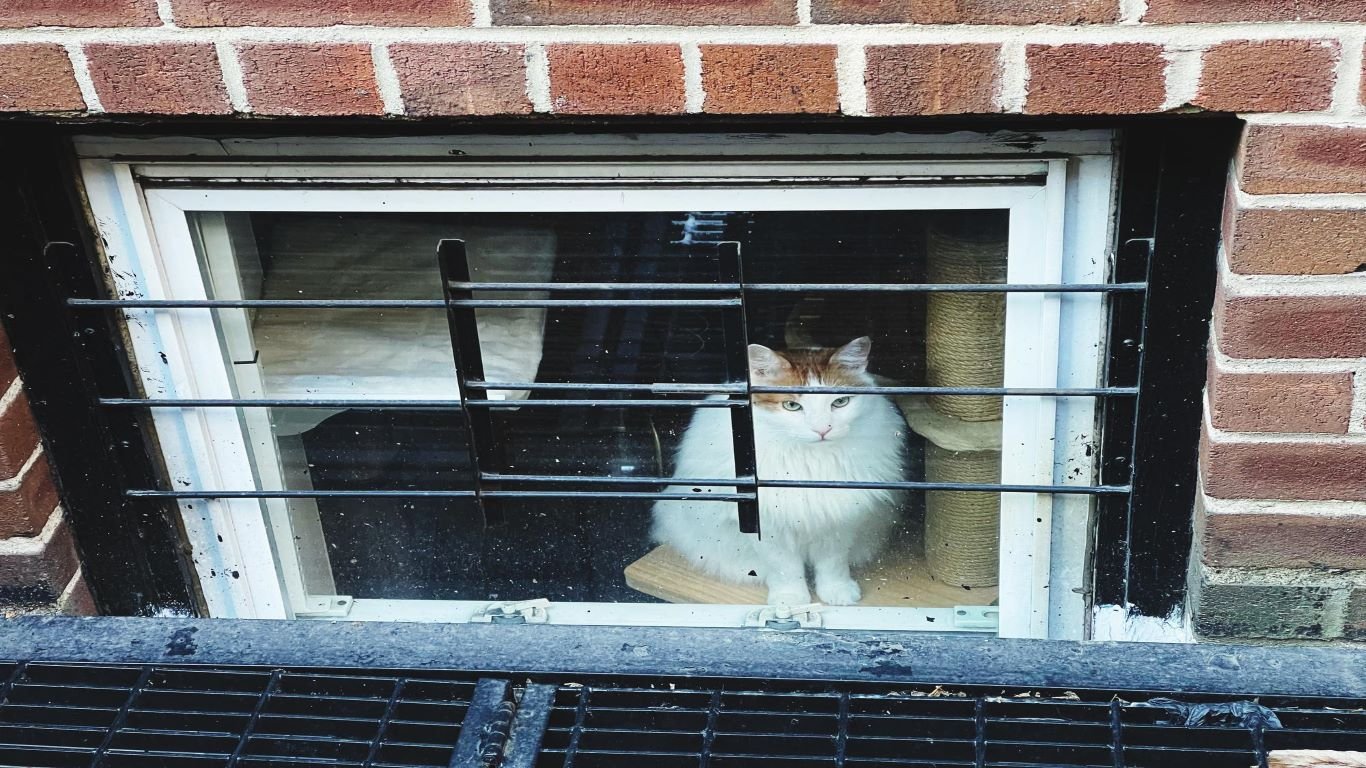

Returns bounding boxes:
[185,209,1012,619]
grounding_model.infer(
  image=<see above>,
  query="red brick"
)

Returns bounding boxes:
[865,45,1001,116]
[0,390,40,480]
[0,0,158,27]
[1203,511,1366,569]
[1216,294,1366,359]
[1208,368,1353,434]
[171,0,469,26]
[0,515,80,600]
[238,44,383,117]
[1024,44,1166,115]
[0,456,58,539]
[547,45,684,116]
[1195,40,1338,113]
[493,0,795,25]
[1203,433,1366,502]
[0,44,85,112]
[1228,208,1366,276]
[1145,0,1366,22]
[813,0,1117,23]
[85,43,230,115]
[58,571,98,616]
[390,44,529,117]
[701,46,837,115]
[0,327,15,395]
[1240,125,1366,195]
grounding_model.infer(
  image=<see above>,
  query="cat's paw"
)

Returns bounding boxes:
[816,577,862,606]
[767,584,812,607]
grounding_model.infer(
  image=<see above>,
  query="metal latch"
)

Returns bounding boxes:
[472,598,550,625]
[952,605,1000,630]
[294,595,353,619]
[745,603,824,630]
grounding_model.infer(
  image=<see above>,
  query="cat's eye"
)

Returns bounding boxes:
[831,396,851,408]
[781,400,803,411]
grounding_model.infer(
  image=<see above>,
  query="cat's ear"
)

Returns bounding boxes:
[748,344,790,380]
[832,336,872,373]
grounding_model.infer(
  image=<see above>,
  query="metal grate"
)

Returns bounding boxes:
[537,682,1366,768]
[0,663,1362,768]
[0,663,474,768]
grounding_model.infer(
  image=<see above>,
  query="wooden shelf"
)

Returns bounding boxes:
[625,543,998,608]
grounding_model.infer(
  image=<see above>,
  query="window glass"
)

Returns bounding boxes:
[185,209,1017,620]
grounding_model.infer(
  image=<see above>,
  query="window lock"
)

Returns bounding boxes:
[745,603,824,631]
[473,598,551,625]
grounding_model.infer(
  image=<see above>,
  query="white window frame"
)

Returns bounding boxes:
[76,131,1116,640]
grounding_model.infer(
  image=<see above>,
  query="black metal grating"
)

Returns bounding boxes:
[0,663,1363,767]
[0,663,474,768]
[535,682,1366,768]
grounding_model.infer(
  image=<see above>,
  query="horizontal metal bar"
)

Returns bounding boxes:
[124,489,754,502]
[466,381,746,394]
[448,298,742,308]
[748,385,1138,396]
[98,387,1135,410]
[68,283,1143,310]
[746,282,1146,293]
[100,398,465,409]
[482,490,754,501]
[126,489,479,499]
[495,473,1132,496]
[69,298,446,309]
[450,281,1146,294]
[758,479,1130,495]
[484,474,753,486]
[447,282,742,292]
[463,399,743,408]
[126,481,1128,499]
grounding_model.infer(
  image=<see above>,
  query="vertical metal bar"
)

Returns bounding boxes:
[717,241,760,535]
[973,697,986,768]
[450,677,512,768]
[1119,236,1156,607]
[1252,723,1269,768]
[835,692,850,768]
[499,683,559,768]
[90,665,153,767]
[699,689,722,768]
[437,239,497,523]
[226,669,282,768]
[362,678,407,767]
[560,686,591,768]
[1109,699,1124,768]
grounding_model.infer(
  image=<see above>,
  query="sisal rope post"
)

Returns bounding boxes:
[916,219,1009,587]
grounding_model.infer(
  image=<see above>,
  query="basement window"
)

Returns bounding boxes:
[74,131,1129,639]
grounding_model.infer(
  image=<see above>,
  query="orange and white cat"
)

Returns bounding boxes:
[652,337,906,606]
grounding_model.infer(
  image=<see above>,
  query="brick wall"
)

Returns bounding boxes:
[0,0,1364,640]
[0,325,96,617]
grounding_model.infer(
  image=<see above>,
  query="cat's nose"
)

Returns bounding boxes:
[814,426,832,439]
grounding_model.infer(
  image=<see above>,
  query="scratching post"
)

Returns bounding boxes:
[909,219,1008,588]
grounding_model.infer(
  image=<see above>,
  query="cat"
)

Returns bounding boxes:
[651,336,907,606]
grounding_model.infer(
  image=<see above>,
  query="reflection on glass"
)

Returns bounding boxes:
[188,210,1009,615]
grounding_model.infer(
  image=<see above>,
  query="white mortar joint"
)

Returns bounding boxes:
[371,44,406,116]
[525,43,552,113]
[63,43,103,113]
[835,43,866,117]
[681,43,704,113]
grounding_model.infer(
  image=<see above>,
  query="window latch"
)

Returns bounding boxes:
[745,603,824,630]
[294,595,353,619]
[472,598,550,625]
[952,605,1000,630]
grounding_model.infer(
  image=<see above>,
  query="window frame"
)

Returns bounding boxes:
[72,131,1120,640]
